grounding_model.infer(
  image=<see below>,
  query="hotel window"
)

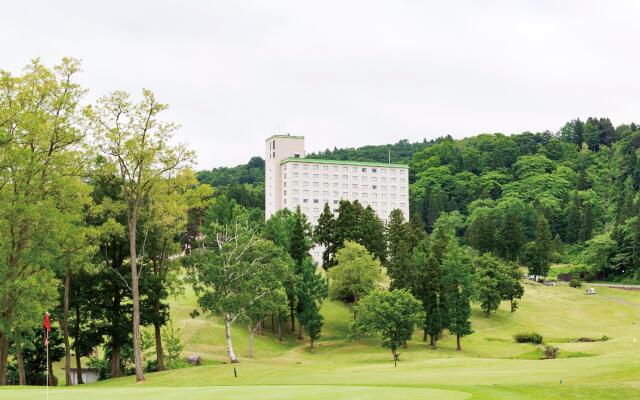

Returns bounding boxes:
[362,184,368,189]
[391,186,396,190]
[293,164,299,169]
[400,186,406,191]
[380,169,386,174]
[342,175,348,180]
[352,176,358,181]
[372,202,378,207]
[400,203,406,207]
[313,208,319,212]
[372,193,377,198]
[293,198,299,204]
[323,165,329,170]
[363,201,369,206]
[372,185,377,189]
[333,175,338,179]
[303,199,308,203]
[333,166,339,171]
[343,183,348,189]
[382,202,387,206]
[362,176,367,182]
[391,169,396,175]
[293,181,299,186]
[391,202,397,207]
[333,199,339,204]
[362,193,368,198]
[293,189,299,195]
[391,178,396,183]
[352,184,358,189]
[333,208,339,212]
[400,178,405,183]
[342,192,348,197]
[284,199,287,204]
[323,182,329,188]
[303,164,309,170]
[391,194,396,199]
[342,166,348,171]
[283,165,287,171]
[333,182,339,188]
[303,189,309,195]
[323,199,329,204]
[283,190,287,195]
[353,192,359,198]
[313,182,319,187]
[313,199,319,203]
[372,177,377,182]
[323,191,329,196]
[361,168,367,172]
[303,207,309,212]
[333,191,338,196]
[372,168,377,173]
[303,173,309,178]
[382,185,387,190]
[313,165,319,170]
[283,182,287,187]
[323,174,329,179]
[303,182,309,187]
[381,177,386,182]
[381,194,386,199]
[313,174,319,179]
[313,190,319,195]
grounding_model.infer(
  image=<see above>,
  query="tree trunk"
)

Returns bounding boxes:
[128,213,145,382]
[74,302,84,384]
[75,350,83,385]
[290,302,296,333]
[248,326,254,358]
[271,315,275,334]
[277,319,283,341]
[422,329,427,342]
[310,337,314,349]
[16,339,26,385]
[154,321,165,371]
[298,323,304,340]
[111,342,122,378]
[0,332,8,385]
[430,335,437,349]
[62,271,72,386]
[456,334,461,351]
[258,320,264,335]
[225,317,238,363]
[48,357,58,386]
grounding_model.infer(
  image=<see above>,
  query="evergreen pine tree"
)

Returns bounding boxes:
[297,257,328,348]
[314,203,336,269]
[442,247,474,351]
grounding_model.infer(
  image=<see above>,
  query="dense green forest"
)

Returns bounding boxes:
[197,118,640,282]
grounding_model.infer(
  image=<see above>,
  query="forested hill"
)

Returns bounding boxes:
[197,117,640,281]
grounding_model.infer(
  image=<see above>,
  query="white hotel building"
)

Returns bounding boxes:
[265,135,410,247]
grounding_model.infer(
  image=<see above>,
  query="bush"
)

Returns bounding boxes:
[87,356,111,381]
[543,345,559,359]
[514,332,543,345]
[569,278,582,288]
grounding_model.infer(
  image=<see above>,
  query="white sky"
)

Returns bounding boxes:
[3,1,640,169]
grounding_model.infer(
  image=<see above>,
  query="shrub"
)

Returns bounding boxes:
[569,278,582,288]
[543,345,559,359]
[514,332,543,345]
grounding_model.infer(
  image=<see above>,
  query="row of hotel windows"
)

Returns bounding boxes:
[283,163,407,175]
[292,202,406,214]
[284,181,406,191]
[284,173,405,183]
[284,190,406,200]
[284,197,406,209]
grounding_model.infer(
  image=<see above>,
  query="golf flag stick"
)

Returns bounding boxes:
[43,312,50,400]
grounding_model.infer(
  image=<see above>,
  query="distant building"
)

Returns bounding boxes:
[265,134,409,261]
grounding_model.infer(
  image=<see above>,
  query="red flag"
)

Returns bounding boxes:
[43,312,50,346]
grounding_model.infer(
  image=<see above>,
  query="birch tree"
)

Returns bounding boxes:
[185,223,293,363]
[85,89,194,381]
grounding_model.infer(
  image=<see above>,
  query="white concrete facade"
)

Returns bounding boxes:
[265,134,409,225]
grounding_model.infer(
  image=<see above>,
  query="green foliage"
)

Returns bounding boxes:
[569,278,582,288]
[328,242,381,304]
[351,289,424,361]
[441,247,474,349]
[514,332,544,345]
[161,322,184,369]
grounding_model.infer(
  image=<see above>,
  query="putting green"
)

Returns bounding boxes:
[0,385,471,400]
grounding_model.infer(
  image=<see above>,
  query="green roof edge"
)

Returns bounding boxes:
[265,134,305,141]
[280,157,408,168]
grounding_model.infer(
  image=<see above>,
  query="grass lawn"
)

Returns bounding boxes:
[2,281,638,399]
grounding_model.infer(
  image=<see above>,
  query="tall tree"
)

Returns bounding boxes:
[442,247,474,351]
[351,289,424,364]
[86,89,194,381]
[297,257,328,348]
[314,203,336,269]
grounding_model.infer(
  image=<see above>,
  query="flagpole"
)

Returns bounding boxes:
[46,340,49,400]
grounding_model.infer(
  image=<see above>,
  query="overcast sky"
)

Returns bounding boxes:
[3,1,640,169]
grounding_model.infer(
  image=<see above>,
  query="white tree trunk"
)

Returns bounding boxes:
[248,326,254,359]
[225,317,238,363]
